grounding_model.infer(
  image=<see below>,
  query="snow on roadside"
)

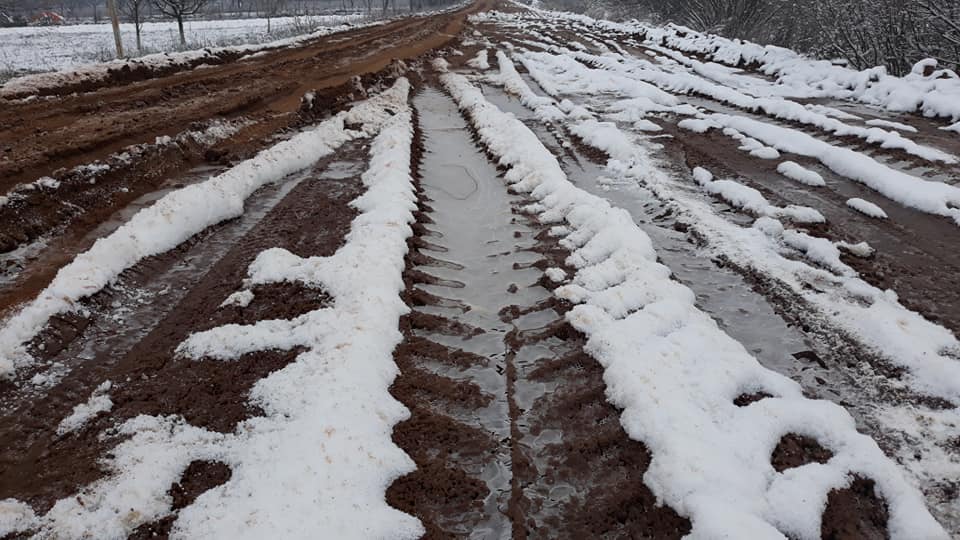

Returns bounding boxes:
[55,380,113,435]
[0,79,410,379]
[641,23,960,122]
[847,198,889,219]
[439,64,948,540]
[509,26,955,165]
[2,77,422,540]
[0,15,363,77]
[0,17,381,98]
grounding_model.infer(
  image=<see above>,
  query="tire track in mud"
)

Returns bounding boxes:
[0,139,369,521]
[386,87,690,537]
[462,75,903,536]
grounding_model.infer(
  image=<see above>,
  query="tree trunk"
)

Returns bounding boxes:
[135,22,142,53]
[177,14,185,46]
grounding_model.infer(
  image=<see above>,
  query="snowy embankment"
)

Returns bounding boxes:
[0,80,408,379]
[0,14,362,76]
[1,77,422,539]
[0,14,375,97]
[438,60,947,540]
[643,23,960,122]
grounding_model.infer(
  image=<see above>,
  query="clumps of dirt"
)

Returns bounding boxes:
[771,433,834,472]
[128,460,233,539]
[523,334,692,539]
[204,282,332,331]
[821,476,890,540]
[111,348,306,434]
[386,459,490,540]
[394,335,488,370]
[298,69,402,123]
[734,391,773,407]
[405,310,484,337]
[391,364,492,411]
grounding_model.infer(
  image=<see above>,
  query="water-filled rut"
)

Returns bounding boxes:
[386,87,690,538]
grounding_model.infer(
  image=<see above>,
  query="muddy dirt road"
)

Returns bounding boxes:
[1,2,959,539]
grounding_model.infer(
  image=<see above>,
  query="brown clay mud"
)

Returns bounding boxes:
[0,141,368,515]
[387,86,690,538]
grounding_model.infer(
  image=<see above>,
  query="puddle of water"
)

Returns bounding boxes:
[414,87,579,537]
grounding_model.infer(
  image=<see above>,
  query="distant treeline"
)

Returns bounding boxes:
[1,0,457,26]
[544,0,960,76]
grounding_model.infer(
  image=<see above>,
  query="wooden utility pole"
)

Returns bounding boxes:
[107,0,125,58]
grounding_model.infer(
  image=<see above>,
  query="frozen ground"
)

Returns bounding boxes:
[0,14,362,77]
[1,0,959,537]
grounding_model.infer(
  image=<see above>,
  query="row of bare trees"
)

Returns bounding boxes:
[567,0,960,76]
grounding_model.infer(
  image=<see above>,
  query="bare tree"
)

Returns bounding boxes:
[558,0,959,76]
[153,0,209,46]
[119,0,146,53]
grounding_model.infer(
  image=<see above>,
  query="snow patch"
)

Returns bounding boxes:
[56,380,113,435]
[847,198,888,219]
[777,161,826,187]
[219,289,255,308]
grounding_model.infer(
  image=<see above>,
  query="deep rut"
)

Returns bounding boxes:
[386,87,690,538]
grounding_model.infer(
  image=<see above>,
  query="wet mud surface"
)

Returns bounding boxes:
[0,143,368,518]
[2,7,958,538]
[386,88,690,537]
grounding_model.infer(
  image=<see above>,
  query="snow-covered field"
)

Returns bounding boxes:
[0,14,362,76]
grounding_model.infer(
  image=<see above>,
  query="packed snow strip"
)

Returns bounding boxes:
[0,79,411,379]
[678,113,960,226]
[55,380,113,436]
[865,119,919,133]
[566,48,954,164]
[638,22,960,122]
[2,79,424,540]
[481,48,960,401]
[491,50,564,122]
[483,10,956,164]
[440,65,947,540]
[777,161,826,187]
[686,165,825,224]
[847,198,889,219]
